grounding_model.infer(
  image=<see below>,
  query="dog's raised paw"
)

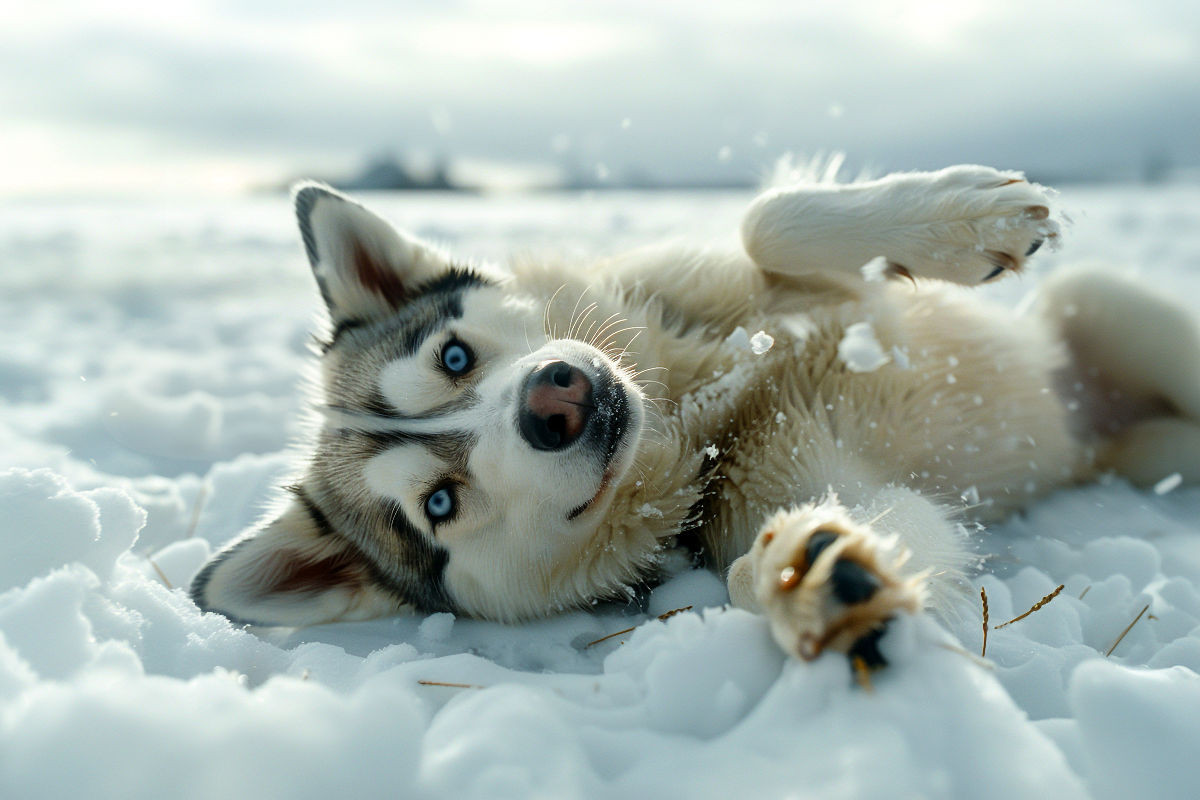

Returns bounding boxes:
[916,166,1060,285]
[749,505,925,667]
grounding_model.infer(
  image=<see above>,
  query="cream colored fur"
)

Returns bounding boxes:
[192,167,1200,664]
[513,166,1198,658]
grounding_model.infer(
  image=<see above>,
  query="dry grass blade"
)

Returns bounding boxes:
[852,656,874,693]
[149,558,173,590]
[1105,604,1150,657]
[980,587,990,658]
[585,625,637,649]
[1078,584,1092,600]
[185,483,209,538]
[656,605,693,620]
[994,584,1064,630]
[937,643,996,670]
[418,680,483,689]
[585,605,695,649]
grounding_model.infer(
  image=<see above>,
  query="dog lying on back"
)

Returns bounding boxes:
[191,165,1200,665]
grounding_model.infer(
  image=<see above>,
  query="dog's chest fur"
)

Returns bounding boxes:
[524,259,1084,581]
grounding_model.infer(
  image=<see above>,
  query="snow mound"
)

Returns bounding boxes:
[2,187,1199,798]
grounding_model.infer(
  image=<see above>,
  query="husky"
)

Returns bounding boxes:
[190,165,1200,666]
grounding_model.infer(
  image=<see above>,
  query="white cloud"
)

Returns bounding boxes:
[0,0,1196,196]
[407,20,652,65]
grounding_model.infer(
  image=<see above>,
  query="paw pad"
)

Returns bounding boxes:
[777,528,843,591]
[830,559,881,604]
[804,529,838,564]
[751,510,925,668]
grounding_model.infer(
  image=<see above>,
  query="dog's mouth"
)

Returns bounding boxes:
[566,369,639,521]
[567,469,614,521]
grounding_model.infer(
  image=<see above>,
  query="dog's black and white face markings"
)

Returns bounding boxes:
[190,184,645,626]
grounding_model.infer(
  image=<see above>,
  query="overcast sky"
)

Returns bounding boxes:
[2,0,1198,196]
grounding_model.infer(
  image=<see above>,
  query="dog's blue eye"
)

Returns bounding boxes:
[425,487,455,521]
[442,341,473,374]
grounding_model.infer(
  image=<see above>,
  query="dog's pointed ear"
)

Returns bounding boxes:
[292,182,451,323]
[189,495,406,627]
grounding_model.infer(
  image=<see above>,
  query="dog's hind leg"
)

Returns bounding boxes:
[741,165,1058,286]
[1099,419,1200,487]
[727,487,970,666]
[1036,267,1200,485]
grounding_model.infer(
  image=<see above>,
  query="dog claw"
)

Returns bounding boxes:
[846,626,888,669]
[986,250,1017,271]
[884,262,917,286]
[983,265,1005,282]
[779,565,800,591]
[799,634,821,661]
[1025,238,1044,256]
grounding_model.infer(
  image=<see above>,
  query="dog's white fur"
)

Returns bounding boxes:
[192,165,1200,663]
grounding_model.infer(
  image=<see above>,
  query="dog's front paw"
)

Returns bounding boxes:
[743,504,924,667]
[890,165,1059,286]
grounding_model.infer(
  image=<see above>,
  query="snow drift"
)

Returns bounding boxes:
[2,187,1199,799]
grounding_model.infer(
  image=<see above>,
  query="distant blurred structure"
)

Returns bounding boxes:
[275,147,1193,196]
[277,151,760,194]
[280,153,465,193]
[556,156,756,192]
[342,153,457,191]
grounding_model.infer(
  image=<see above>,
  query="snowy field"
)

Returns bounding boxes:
[3,184,1200,798]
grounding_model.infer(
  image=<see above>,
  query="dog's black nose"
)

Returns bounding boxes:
[519,361,593,451]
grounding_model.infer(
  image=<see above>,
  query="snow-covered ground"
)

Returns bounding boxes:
[2,185,1200,799]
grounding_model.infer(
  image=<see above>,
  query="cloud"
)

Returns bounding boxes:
[0,0,1197,195]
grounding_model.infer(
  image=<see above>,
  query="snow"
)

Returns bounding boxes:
[860,255,889,282]
[838,321,891,372]
[2,186,1200,798]
[1155,472,1183,495]
[749,330,774,355]
[723,325,775,354]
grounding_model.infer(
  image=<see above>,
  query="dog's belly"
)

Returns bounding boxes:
[692,282,1088,568]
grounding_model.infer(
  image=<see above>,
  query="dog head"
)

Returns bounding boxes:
[190,184,651,626]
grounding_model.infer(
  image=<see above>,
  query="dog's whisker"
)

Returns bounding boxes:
[544,283,568,338]
[643,398,678,416]
[572,308,594,341]
[614,331,645,365]
[636,379,671,394]
[599,324,646,349]
[566,286,589,333]
[590,314,628,348]
[582,317,600,347]
[574,302,599,342]
[521,321,536,356]
[581,308,620,348]
[592,312,627,340]
[605,325,646,345]
[565,289,592,340]
[629,365,669,377]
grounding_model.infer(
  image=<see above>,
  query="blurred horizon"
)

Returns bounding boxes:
[2,0,1198,199]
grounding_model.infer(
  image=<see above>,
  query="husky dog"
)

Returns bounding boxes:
[191,166,1200,665]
